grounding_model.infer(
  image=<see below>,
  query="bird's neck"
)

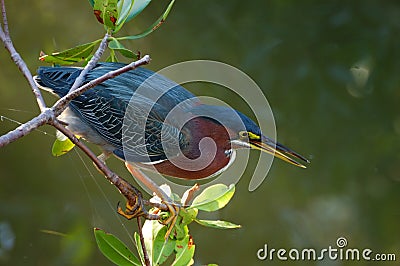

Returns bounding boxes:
[182,117,232,159]
[148,117,234,180]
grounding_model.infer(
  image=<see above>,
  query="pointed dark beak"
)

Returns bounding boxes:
[249,135,310,168]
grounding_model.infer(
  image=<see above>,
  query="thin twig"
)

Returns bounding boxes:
[0,109,53,148]
[181,183,200,206]
[1,0,9,36]
[52,120,138,202]
[0,0,47,111]
[52,120,165,212]
[52,55,151,117]
[68,32,110,94]
[137,217,151,266]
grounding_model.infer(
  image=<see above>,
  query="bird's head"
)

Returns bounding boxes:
[189,105,309,168]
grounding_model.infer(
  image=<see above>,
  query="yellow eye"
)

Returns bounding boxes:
[239,131,248,138]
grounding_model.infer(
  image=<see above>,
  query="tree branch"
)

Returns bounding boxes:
[52,55,151,117]
[1,0,9,36]
[52,120,165,214]
[52,120,131,189]
[137,217,151,266]
[0,0,47,111]
[68,31,111,94]
[0,109,53,148]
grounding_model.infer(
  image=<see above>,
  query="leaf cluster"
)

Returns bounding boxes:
[95,184,241,265]
[40,0,175,65]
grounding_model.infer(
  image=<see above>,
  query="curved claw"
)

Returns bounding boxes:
[117,199,160,221]
[159,201,181,240]
[117,201,142,219]
[118,198,181,241]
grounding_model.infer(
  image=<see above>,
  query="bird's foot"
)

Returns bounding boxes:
[118,197,181,240]
[158,201,181,240]
[117,195,160,221]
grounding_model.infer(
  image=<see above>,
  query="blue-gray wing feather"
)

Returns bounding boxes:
[36,62,198,162]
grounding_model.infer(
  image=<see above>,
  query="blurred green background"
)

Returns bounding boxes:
[1,1,399,265]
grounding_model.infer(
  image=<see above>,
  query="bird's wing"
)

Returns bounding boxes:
[70,63,198,163]
[70,84,186,163]
[37,63,196,162]
[35,66,82,96]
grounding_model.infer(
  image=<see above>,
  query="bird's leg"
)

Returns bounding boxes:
[86,154,159,221]
[125,162,181,239]
[125,162,172,201]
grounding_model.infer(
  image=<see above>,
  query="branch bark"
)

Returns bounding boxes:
[1,0,47,111]
[0,109,53,148]
[67,31,110,94]
[137,217,151,266]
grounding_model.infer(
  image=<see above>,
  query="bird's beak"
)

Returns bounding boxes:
[249,135,310,168]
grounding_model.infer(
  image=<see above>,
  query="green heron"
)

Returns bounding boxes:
[34,62,308,218]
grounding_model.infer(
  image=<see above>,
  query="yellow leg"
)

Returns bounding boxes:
[162,203,180,240]
[125,163,173,202]
[125,162,180,239]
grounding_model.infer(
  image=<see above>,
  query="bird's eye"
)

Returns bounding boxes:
[239,131,248,138]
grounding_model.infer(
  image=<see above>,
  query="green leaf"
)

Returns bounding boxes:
[114,0,135,32]
[117,0,151,25]
[195,219,241,229]
[106,49,119,62]
[172,220,188,241]
[94,228,140,266]
[142,219,164,263]
[189,184,235,212]
[133,232,145,265]
[105,55,113,62]
[179,208,198,226]
[39,41,99,65]
[51,138,75,157]
[108,38,136,58]
[172,235,195,266]
[153,226,176,265]
[93,0,119,29]
[88,0,94,7]
[118,0,175,41]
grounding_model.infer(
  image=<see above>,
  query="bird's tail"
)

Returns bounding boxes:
[33,66,82,97]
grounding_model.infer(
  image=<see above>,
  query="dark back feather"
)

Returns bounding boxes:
[36,63,199,162]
